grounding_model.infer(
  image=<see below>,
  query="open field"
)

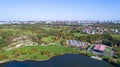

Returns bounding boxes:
[110,34,120,40]
[41,36,55,43]
[0,44,80,61]
[72,33,87,37]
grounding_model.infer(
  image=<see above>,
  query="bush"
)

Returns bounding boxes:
[41,51,50,55]
[116,60,120,66]
[101,55,110,59]
[113,55,119,59]
[108,58,116,65]
[31,48,38,54]
[0,54,8,60]
[21,49,29,55]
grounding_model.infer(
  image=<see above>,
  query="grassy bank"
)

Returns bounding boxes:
[0,44,80,62]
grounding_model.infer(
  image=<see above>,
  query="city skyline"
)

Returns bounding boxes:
[0,0,120,21]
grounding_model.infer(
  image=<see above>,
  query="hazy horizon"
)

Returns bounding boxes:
[0,0,120,21]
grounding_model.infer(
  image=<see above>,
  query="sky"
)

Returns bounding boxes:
[0,0,120,21]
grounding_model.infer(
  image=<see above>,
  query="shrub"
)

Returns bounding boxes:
[116,60,120,66]
[0,54,8,60]
[41,51,50,55]
[31,48,38,54]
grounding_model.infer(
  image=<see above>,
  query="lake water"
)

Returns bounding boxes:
[0,54,113,67]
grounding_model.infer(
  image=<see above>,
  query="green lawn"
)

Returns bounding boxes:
[0,44,80,61]
[72,33,87,37]
[22,31,36,36]
[41,36,55,43]
[110,34,120,40]
[0,28,18,32]
[41,26,62,31]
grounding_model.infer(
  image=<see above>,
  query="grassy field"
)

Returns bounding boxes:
[72,33,87,37]
[0,44,80,61]
[41,36,55,43]
[110,34,120,40]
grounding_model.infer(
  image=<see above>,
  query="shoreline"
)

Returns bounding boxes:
[0,54,55,64]
[0,59,10,64]
[0,54,116,67]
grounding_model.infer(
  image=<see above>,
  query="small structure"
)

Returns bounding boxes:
[66,40,86,48]
[91,56,102,60]
[93,44,106,55]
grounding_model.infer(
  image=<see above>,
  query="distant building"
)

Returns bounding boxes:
[114,29,119,33]
[66,40,86,48]
[91,31,96,34]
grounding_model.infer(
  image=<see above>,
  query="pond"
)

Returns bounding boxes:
[0,54,113,67]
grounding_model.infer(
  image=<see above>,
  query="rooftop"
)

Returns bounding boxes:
[67,40,85,47]
[93,44,106,51]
